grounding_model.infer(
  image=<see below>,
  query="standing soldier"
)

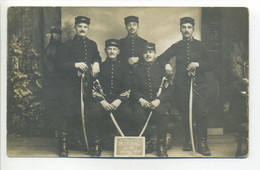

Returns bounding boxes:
[119,16,148,68]
[58,16,101,157]
[132,42,172,157]
[88,39,132,157]
[157,17,213,156]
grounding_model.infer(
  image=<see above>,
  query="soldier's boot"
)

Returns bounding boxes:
[197,137,211,156]
[58,132,68,157]
[90,136,102,157]
[183,133,192,151]
[183,139,192,151]
[145,136,154,154]
[157,139,168,157]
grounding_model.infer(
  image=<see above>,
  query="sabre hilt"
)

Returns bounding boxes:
[156,76,168,97]
[139,77,168,137]
[188,68,196,78]
[77,58,89,78]
[93,79,106,98]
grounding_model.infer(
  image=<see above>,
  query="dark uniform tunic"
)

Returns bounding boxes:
[88,58,133,139]
[157,38,213,139]
[119,35,148,66]
[58,35,101,138]
[132,61,172,139]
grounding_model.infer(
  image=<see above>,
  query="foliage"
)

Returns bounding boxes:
[7,35,45,136]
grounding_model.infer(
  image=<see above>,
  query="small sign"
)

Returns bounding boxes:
[114,136,145,157]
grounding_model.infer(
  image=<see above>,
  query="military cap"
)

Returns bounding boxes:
[105,39,120,48]
[124,16,139,25]
[143,42,156,51]
[180,17,195,26]
[75,16,90,25]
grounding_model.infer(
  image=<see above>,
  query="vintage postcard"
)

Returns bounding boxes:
[1,1,259,170]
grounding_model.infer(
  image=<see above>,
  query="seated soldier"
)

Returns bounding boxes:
[87,39,133,157]
[131,42,172,157]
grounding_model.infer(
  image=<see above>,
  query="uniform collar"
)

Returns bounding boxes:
[74,35,88,41]
[182,36,194,42]
[106,57,119,63]
[143,61,154,66]
[126,34,138,39]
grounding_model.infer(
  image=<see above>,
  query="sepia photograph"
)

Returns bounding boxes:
[5,6,250,159]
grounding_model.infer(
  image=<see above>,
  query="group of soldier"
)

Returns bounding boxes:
[48,15,213,158]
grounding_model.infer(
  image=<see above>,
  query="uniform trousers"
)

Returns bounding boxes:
[175,82,208,140]
[59,75,92,145]
[87,101,134,145]
[132,102,170,141]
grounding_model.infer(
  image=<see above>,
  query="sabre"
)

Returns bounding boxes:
[139,77,168,137]
[93,79,125,137]
[188,68,196,155]
[79,70,89,152]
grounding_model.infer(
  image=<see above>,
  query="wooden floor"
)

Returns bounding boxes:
[7,133,240,158]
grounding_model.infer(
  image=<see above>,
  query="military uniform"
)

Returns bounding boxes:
[59,33,101,120]
[119,16,148,66]
[157,18,213,156]
[119,35,148,65]
[87,39,133,157]
[132,42,173,157]
[57,16,101,157]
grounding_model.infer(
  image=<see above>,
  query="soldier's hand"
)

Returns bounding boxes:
[150,99,160,110]
[75,62,88,71]
[100,100,113,112]
[110,99,122,111]
[92,62,100,77]
[165,64,173,75]
[139,98,150,109]
[186,62,199,71]
[128,57,139,65]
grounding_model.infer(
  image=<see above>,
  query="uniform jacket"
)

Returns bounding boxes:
[93,58,131,103]
[157,38,213,86]
[132,61,172,103]
[119,35,148,65]
[58,35,101,81]
[57,35,101,116]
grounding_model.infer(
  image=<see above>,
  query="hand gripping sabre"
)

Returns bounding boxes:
[139,77,168,137]
[93,79,125,137]
[93,77,168,138]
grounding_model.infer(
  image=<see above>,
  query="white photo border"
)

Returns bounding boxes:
[1,0,260,170]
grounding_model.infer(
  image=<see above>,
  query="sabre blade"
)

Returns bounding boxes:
[80,76,89,152]
[189,77,196,155]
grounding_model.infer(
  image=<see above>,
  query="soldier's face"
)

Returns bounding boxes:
[180,23,194,39]
[105,46,120,59]
[143,50,156,63]
[126,22,139,35]
[75,23,89,37]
